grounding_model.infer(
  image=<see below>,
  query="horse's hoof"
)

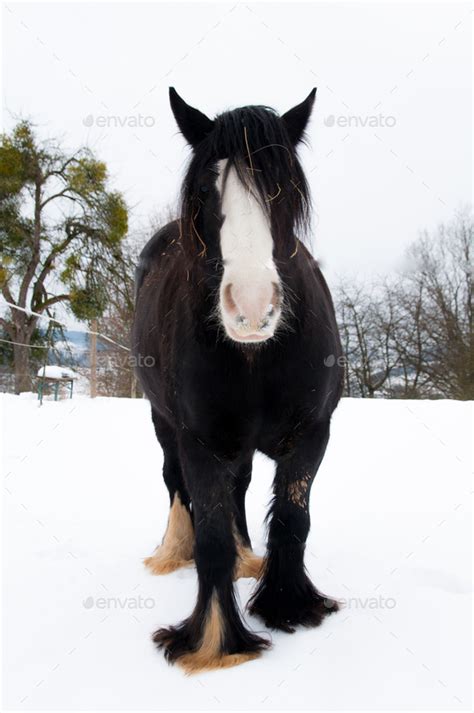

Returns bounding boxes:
[154,625,266,674]
[249,575,340,632]
[153,594,270,674]
[144,553,194,575]
[234,548,264,580]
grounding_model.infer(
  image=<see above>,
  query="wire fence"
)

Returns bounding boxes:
[0,299,138,399]
[1,300,130,351]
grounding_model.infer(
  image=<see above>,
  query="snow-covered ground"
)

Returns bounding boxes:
[2,394,471,710]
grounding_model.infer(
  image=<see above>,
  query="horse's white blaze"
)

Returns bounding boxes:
[217,159,282,343]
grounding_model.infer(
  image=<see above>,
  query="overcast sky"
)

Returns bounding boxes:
[3,0,472,285]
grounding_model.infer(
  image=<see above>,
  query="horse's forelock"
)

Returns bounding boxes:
[180,105,312,255]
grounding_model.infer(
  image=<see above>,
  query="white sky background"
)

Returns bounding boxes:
[2,0,472,286]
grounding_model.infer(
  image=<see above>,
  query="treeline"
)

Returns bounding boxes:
[335,209,472,400]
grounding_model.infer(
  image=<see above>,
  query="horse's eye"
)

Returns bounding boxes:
[200,185,209,193]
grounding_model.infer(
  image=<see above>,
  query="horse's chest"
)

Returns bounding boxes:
[180,355,259,428]
[178,347,322,453]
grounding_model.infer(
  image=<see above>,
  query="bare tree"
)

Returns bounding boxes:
[335,283,400,397]
[95,237,139,398]
[398,208,472,399]
[335,208,473,400]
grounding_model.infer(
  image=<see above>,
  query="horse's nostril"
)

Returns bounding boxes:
[271,282,282,310]
[223,283,238,318]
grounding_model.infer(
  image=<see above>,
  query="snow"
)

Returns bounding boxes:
[37,366,79,380]
[2,394,471,710]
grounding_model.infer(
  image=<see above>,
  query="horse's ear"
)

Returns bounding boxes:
[169,87,214,148]
[281,88,317,144]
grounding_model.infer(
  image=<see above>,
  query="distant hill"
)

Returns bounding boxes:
[50,330,109,366]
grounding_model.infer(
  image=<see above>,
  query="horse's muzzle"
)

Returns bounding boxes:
[220,281,281,343]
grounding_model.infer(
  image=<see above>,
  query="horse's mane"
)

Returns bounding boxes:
[180,105,312,255]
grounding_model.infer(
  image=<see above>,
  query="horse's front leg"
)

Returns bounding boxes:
[249,421,339,631]
[153,434,269,673]
[232,458,264,580]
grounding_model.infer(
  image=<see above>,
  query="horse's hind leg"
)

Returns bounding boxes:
[232,458,264,580]
[249,421,339,631]
[144,410,194,575]
[153,436,269,673]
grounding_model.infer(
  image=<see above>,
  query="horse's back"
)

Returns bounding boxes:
[133,219,185,417]
[134,219,181,301]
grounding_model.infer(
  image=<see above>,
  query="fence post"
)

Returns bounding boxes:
[90,319,97,398]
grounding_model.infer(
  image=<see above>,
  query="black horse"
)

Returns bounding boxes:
[132,88,343,673]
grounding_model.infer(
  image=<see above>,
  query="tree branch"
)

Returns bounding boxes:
[40,189,79,210]
[35,294,70,312]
